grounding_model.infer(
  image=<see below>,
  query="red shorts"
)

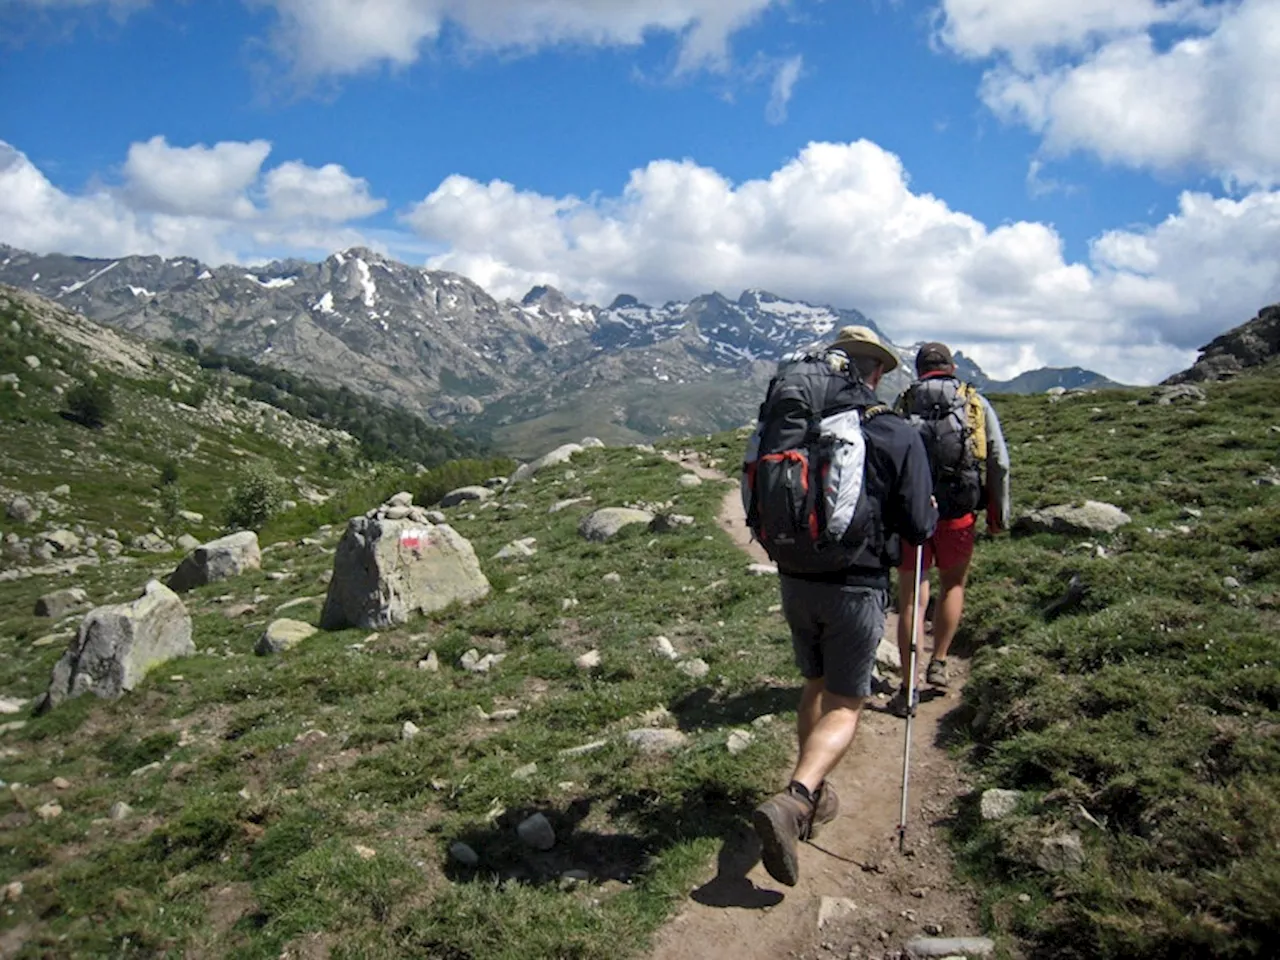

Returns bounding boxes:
[899,516,975,573]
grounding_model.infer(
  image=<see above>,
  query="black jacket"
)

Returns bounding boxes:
[780,395,938,588]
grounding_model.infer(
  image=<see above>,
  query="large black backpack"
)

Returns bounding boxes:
[741,351,888,573]
[902,376,983,519]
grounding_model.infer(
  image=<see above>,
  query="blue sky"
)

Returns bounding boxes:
[2,0,1278,382]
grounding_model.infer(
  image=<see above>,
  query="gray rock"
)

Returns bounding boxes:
[425,510,446,524]
[509,443,584,484]
[511,762,539,780]
[626,728,688,755]
[320,517,490,630]
[726,729,754,754]
[1036,832,1086,873]
[875,636,902,673]
[460,649,505,674]
[1014,501,1131,536]
[676,658,710,679]
[517,812,556,851]
[0,696,28,714]
[417,651,440,671]
[383,505,413,520]
[652,636,679,660]
[177,510,204,524]
[1153,384,1206,405]
[176,534,201,552]
[132,533,173,553]
[494,538,537,560]
[677,473,703,488]
[168,531,261,592]
[650,513,696,533]
[747,563,778,576]
[449,841,479,866]
[110,801,133,821]
[42,530,80,553]
[904,937,995,957]
[575,650,602,670]
[580,437,605,449]
[440,486,493,508]
[34,587,88,619]
[558,739,609,757]
[979,788,1021,821]
[579,508,654,542]
[42,581,193,709]
[23,355,40,370]
[1224,576,1241,590]
[255,619,317,655]
[6,496,40,524]
[817,896,857,930]
[51,484,70,497]
[402,720,420,740]
[601,571,622,584]
[387,491,414,508]
[549,496,593,514]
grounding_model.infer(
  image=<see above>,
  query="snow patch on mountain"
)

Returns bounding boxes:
[58,261,118,297]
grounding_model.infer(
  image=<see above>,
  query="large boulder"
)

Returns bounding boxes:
[579,508,655,542]
[167,531,261,592]
[1014,501,1131,536]
[509,443,584,484]
[40,581,193,710]
[34,587,88,619]
[440,486,493,508]
[320,517,490,630]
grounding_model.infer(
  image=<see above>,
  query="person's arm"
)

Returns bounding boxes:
[896,428,938,545]
[981,395,1010,533]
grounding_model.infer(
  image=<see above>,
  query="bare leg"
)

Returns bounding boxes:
[792,690,867,793]
[897,572,930,684]
[797,676,825,748]
[931,562,970,662]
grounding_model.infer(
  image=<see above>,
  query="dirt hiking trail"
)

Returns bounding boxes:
[652,452,985,960]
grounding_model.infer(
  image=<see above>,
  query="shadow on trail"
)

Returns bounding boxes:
[668,683,798,732]
[443,781,777,910]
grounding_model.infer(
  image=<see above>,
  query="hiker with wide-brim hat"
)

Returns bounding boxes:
[744,324,935,886]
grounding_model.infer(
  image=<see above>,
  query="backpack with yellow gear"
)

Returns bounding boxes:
[899,377,986,520]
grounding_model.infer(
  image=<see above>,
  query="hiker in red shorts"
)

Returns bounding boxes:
[888,342,1009,715]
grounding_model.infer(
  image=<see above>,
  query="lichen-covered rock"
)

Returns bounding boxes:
[168,531,261,592]
[41,581,193,709]
[578,508,654,542]
[320,517,490,630]
[255,619,318,655]
[1014,501,1131,536]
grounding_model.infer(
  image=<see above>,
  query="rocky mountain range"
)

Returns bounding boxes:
[1163,302,1280,385]
[0,243,1118,453]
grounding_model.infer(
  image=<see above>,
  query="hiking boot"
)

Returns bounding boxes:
[926,658,950,688]
[807,781,840,840]
[752,784,813,886]
[887,685,919,718]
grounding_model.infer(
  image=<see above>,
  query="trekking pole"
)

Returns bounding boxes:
[897,542,925,853]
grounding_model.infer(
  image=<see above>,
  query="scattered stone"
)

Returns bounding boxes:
[425,510,446,523]
[1014,501,1131,536]
[923,923,944,936]
[980,789,1021,821]
[177,510,204,524]
[0,696,27,715]
[561,597,579,611]
[509,443,584,484]
[255,619,317,655]
[652,636,679,660]
[602,572,622,584]
[575,650,602,671]
[494,538,538,560]
[0,720,27,735]
[517,812,556,851]
[440,486,493,508]
[51,483,71,497]
[677,473,703,488]
[677,658,710,679]
[34,587,88,619]
[1224,576,1241,590]
[511,763,539,781]
[42,581,193,710]
[559,739,609,758]
[751,714,775,728]
[321,516,490,630]
[35,802,62,821]
[130,761,163,777]
[402,721,420,740]
[579,507,655,542]
[726,729,754,754]
[818,896,857,929]
[549,497,593,514]
[580,437,605,449]
[353,844,377,860]
[875,636,901,673]
[3,881,21,903]
[131,532,173,553]
[1036,833,1086,873]
[168,531,262,592]
[626,728,688,755]
[52,776,71,790]
[5,496,39,524]
[176,534,201,553]
[112,801,134,823]
[418,651,440,672]
[222,603,257,619]
[904,937,994,958]
[449,841,479,866]
[486,708,520,722]
[747,563,778,576]
[274,596,320,613]
[1182,507,1203,519]
[42,529,80,554]
[1151,384,1206,405]
[650,513,696,533]
[460,649,505,674]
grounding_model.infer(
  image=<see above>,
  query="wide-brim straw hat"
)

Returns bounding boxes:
[828,325,899,374]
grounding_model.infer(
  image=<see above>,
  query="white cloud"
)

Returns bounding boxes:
[404,139,1280,382]
[0,138,383,266]
[261,0,784,78]
[938,0,1280,186]
[765,54,803,124]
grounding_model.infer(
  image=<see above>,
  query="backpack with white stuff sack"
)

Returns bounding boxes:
[741,350,890,573]
[900,376,986,519]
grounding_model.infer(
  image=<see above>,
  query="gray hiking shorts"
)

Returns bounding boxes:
[778,576,887,699]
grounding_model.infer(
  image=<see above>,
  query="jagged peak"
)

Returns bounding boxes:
[607,294,646,311]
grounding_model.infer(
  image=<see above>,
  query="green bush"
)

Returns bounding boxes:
[65,378,114,428]
[414,457,516,505]
[224,462,288,530]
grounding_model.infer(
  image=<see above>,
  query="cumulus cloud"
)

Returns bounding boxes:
[260,0,784,78]
[0,138,383,266]
[937,0,1280,186]
[405,139,1280,381]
